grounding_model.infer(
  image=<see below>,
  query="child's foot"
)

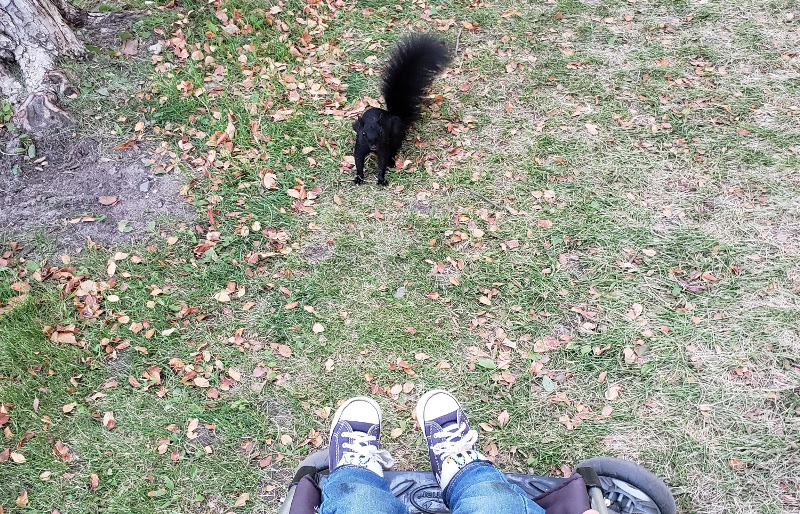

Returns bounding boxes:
[417,390,487,489]
[329,397,394,476]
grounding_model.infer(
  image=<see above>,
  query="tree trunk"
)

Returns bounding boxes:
[0,0,85,132]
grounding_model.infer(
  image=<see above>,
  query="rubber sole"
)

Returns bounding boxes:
[329,396,383,438]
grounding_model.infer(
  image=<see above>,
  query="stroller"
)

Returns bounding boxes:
[278,449,676,514]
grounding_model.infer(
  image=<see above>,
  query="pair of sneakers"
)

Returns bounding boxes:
[328,390,485,490]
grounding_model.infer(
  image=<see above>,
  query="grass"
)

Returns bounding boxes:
[2,0,800,512]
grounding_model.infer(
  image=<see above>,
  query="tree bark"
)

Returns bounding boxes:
[0,0,85,132]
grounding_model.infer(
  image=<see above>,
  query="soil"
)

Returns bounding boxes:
[0,129,194,253]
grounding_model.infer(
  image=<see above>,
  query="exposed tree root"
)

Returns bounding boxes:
[0,0,86,132]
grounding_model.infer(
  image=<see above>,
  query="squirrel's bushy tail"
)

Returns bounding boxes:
[382,33,451,127]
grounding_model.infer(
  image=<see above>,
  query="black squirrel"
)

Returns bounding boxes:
[352,34,451,185]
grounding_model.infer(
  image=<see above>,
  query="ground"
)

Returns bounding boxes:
[1,0,799,513]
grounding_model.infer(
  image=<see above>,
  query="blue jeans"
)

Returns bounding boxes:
[320,461,545,514]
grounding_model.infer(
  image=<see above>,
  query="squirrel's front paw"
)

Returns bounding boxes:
[353,176,364,185]
[377,177,389,186]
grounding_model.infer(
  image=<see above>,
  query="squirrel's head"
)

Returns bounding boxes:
[353,108,402,152]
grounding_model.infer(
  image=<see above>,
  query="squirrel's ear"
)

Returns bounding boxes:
[352,118,363,131]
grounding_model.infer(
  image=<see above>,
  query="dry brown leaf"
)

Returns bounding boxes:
[102,411,115,430]
[604,384,622,401]
[186,418,199,439]
[121,39,139,57]
[728,458,746,470]
[234,492,250,507]
[262,172,278,189]
[497,410,510,427]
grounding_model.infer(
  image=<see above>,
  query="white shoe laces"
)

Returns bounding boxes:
[431,422,478,458]
[340,431,394,468]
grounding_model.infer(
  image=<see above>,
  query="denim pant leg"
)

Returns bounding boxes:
[320,466,408,514]
[444,461,545,514]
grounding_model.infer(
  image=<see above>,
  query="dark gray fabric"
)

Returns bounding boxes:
[533,474,592,514]
[288,475,321,514]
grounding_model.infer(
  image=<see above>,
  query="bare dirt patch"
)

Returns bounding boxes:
[0,129,193,252]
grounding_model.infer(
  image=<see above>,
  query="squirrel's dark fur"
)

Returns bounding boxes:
[352,34,451,185]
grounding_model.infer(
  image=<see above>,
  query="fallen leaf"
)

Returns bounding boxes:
[10,452,26,463]
[605,384,622,401]
[186,418,199,439]
[53,441,72,462]
[262,172,278,189]
[98,195,119,206]
[280,434,292,445]
[16,489,28,507]
[62,402,77,413]
[312,323,324,333]
[234,492,250,507]
[90,472,99,489]
[728,458,746,470]
[390,428,403,438]
[476,357,497,370]
[497,410,510,427]
[538,219,553,228]
[102,411,115,430]
[623,347,636,364]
